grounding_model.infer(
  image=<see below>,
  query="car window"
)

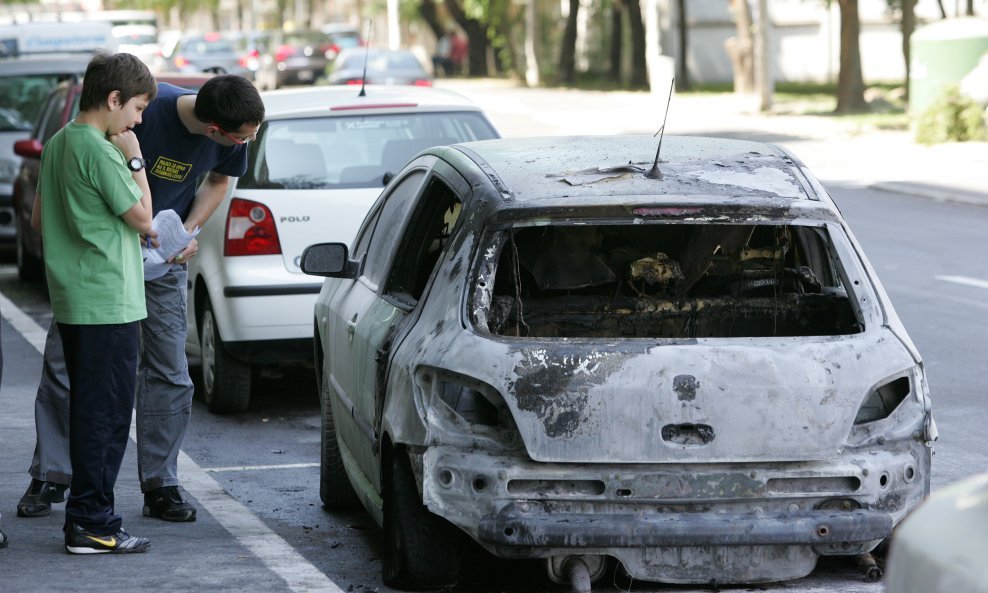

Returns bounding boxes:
[181,37,236,55]
[38,87,70,144]
[473,222,862,339]
[239,112,496,190]
[0,74,64,132]
[338,51,422,72]
[361,169,427,287]
[383,176,463,305]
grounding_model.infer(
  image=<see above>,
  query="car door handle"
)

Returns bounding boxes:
[346,313,358,340]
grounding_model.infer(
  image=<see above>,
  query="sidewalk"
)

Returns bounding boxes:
[0,312,293,592]
[437,79,988,207]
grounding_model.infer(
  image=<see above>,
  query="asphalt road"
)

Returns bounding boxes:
[2,83,986,592]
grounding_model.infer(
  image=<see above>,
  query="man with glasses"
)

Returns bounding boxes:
[18,75,265,524]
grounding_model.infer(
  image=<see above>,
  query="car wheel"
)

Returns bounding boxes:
[16,227,44,282]
[382,446,464,590]
[199,298,251,413]
[320,369,360,509]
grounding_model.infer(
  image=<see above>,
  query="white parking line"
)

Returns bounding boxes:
[204,462,320,473]
[936,275,988,290]
[0,289,343,593]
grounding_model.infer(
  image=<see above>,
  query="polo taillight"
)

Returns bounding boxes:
[224,198,282,256]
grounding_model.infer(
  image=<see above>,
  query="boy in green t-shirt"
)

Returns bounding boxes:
[32,51,157,554]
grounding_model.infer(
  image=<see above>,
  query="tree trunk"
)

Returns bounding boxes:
[935,0,946,18]
[525,0,540,86]
[966,0,974,16]
[676,0,689,90]
[444,0,490,76]
[902,0,915,103]
[625,0,647,87]
[610,0,623,83]
[835,0,867,113]
[559,0,580,84]
[419,0,445,42]
[725,0,755,94]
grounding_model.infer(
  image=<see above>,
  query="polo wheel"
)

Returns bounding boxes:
[199,298,251,413]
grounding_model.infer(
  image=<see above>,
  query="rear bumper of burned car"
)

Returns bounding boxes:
[479,504,890,549]
[417,441,930,584]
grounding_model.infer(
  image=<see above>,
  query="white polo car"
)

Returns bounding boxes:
[186,85,499,413]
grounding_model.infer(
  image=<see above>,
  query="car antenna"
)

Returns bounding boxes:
[645,77,676,180]
[358,19,373,97]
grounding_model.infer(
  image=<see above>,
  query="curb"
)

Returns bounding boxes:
[870,181,988,208]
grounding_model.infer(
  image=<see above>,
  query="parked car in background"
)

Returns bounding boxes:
[160,31,254,78]
[185,85,499,413]
[301,134,937,589]
[114,24,161,71]
[255,30,332,90]
[1,53,91,248]
[11,72,215,281]
[320,23,364,61]
[328,48,432,87]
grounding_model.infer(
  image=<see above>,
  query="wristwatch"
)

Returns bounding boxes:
[127,156,148,172]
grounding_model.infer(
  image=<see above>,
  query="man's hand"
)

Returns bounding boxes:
[170,238,199,264]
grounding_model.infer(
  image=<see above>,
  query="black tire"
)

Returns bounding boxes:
[319,369,360,509]
[16,228,44,283]
[382,447,465,590]
[199,298,251,413]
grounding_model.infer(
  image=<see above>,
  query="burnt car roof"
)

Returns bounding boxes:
[449,135,816,203]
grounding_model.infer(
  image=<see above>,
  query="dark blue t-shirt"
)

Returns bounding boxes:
[134,82,249,220]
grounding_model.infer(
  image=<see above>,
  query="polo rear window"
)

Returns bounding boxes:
[238,112,497,190]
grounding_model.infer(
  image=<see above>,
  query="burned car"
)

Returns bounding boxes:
[301,135,937,589]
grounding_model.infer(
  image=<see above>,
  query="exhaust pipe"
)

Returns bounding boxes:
[564,557,592,593]
[547,555,607,593]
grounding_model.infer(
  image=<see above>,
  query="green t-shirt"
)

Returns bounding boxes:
[38,121,146,325]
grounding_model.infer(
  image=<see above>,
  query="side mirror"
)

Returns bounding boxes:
[13,138,43,159]
[300,242,359,278]
[382,171,395,186]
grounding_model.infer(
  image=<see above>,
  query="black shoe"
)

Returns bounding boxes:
[17,478,69,518]
[64,523,150,554]
[0,527,8,549]
[143,486,197,522]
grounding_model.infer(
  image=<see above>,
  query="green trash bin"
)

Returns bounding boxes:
[910,17,988,113]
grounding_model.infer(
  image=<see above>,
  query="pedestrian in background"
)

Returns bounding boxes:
[449,30,468,76]
[32,51,156,554]
[18,75,265,524]
[432,30,453,77]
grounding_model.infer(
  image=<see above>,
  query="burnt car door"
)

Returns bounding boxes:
[331,157,470,490]
[328,167,429,486]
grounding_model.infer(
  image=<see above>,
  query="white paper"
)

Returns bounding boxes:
[142,209,200,281]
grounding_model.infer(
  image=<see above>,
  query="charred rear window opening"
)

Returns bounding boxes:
[473,223,863,338]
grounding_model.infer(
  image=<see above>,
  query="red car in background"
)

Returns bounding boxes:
[11,72,214,281]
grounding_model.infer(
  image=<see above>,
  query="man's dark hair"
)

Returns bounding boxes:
[194,75,265,132]
[79,51,157,112]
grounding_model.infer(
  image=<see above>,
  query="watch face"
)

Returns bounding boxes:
[128,157,144,171]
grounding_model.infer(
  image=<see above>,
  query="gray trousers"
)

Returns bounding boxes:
[29,265,195,493]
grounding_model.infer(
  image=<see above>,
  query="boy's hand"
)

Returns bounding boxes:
[143,229,160,250]
[107,129,142,163]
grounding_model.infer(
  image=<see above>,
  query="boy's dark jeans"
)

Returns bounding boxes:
[58,321,139,535]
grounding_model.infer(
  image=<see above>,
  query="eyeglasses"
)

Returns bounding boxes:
[210,122,256,145]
